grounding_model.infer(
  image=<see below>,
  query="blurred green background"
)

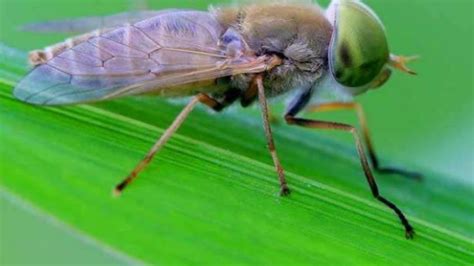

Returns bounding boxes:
[0,0,472,264]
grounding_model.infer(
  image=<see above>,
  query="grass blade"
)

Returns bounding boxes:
[1,44,473,265]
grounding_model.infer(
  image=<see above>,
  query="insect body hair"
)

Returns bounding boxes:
[213,2,333,98]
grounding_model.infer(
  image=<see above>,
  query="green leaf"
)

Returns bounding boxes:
[0,42,473,264]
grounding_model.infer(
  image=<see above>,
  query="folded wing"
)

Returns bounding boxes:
[21,11,164,33]
[14,10,266,105]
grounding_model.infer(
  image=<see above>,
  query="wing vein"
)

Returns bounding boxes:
[24,82,71,102]
[161,47,227,59]
[99,35,148,54]
[43,86,117,105]
[181,16,217,43]
[45,63,75,76]
[130,24,162,48]
[87,39,115,58]
[103,65,223,99]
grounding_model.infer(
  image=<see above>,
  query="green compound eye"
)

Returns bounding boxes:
[329,0,390,88]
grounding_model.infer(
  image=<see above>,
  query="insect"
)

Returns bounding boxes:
[14,0,420,238]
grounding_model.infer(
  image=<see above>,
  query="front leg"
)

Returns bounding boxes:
[306,102,422,180]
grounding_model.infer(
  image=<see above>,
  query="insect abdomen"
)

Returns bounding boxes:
[29,29,106,65]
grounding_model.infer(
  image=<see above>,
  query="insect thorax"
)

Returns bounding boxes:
[215,3,333,98]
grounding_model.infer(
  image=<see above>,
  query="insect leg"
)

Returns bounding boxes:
[285,115,414,238]
[240,81,257,107]
[198,89,240,112]
[306,102,422,180]
[256,76,290,196]
[114,96,200,196]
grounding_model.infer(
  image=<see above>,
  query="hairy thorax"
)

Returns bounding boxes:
[214,3,333,97]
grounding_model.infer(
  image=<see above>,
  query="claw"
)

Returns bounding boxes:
[280,185,291,196]
[390,54,419,75]
[112,187,122,198]
[405,227,415,239]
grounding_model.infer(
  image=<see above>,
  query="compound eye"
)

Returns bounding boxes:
[329,0,390,88]
[368,67,392,90]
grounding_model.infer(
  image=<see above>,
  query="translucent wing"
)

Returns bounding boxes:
[22,0,156,33]
[21,11,166,33]
[14,11,268,105]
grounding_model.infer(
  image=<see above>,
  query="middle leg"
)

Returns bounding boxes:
[255,75,290,196]
[201,84,290,196]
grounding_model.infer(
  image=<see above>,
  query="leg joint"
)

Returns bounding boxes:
[284,115,295,124]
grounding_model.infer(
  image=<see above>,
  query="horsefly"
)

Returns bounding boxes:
[14,0,420,238]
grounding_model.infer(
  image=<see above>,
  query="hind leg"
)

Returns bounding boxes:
[285,114,414,238]
[306,102,422,180]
